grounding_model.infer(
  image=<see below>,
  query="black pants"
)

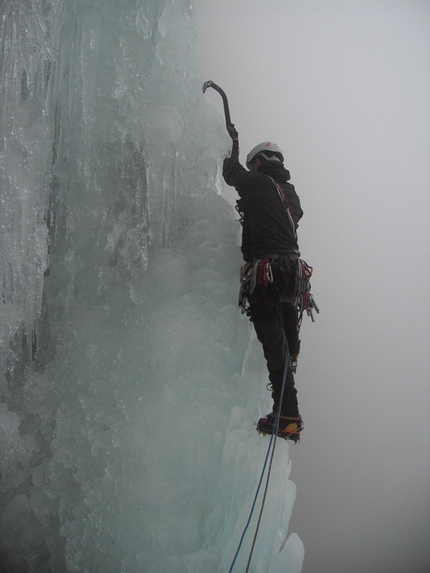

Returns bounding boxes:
[247,260,300,417]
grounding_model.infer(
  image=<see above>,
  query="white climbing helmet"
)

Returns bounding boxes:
[246,141,284,169]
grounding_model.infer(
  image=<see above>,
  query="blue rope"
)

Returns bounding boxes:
[227,424,276,573]
[228,341,290,573]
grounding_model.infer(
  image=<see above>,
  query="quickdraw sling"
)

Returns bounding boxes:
[293,259,319,326]
[239,258,273,314]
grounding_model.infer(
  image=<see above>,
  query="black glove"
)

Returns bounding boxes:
[227,123,238,141]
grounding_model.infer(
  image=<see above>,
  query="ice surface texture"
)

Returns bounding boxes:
[0,1,303,572]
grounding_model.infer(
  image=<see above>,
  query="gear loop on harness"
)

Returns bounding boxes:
[239,258,274,315]
[293,259,320,326]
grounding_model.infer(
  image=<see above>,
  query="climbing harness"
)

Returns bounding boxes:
[238,256,319,331]
[229,342,291,573]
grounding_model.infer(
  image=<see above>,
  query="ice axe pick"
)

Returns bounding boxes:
[202,80,236,137]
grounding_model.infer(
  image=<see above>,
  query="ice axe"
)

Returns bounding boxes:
[202,80,237,139]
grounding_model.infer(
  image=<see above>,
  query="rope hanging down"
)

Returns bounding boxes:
[228,343,290,573]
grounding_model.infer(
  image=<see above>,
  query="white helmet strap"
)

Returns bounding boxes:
[258,152,281,163]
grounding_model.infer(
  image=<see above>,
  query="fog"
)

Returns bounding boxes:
[194,1,430,572]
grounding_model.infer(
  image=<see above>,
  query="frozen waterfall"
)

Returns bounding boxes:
[0,1,304,572]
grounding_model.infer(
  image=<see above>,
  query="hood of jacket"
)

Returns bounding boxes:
[258,162,291,182]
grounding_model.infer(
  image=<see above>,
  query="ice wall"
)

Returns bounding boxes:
[0,1,304,572]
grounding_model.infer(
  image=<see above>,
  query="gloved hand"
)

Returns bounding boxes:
[227,123,238,141]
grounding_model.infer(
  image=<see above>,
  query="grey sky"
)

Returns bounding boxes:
[193,1,430,572]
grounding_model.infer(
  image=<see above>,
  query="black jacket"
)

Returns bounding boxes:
[223,140,303,262]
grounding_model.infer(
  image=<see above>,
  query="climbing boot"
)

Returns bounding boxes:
[257,412,303,443]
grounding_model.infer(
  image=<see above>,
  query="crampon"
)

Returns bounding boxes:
[257,412,303,443]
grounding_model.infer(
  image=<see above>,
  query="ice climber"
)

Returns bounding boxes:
[223,128,304,441]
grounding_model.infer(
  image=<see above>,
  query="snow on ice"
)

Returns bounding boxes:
[0,1,304,571]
